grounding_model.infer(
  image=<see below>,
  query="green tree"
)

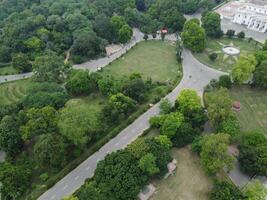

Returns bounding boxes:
[102,93,137,123]
[253,59,267,88]
[262,39,267,51]
[127,138,150,159]
[237,31,245,39]
[94,150,148,200]
[159,99,172,114]
[71,30,105,64]
[138,153,160,176]
[210,181,245,200]
[226,29,235,38]
[0,162,32,199]
[218,75,232,89]
[244,180,267,200]
[239,143,267,176]
[0,115,23,157]
[172,122,199,147]
[33,51,69,83]
[160,112,184,139]
[66,70,97,95]
[206,88,233,128]
[154,135,172,150]
[122,74,147,102]
[118,24,133,43]
[202,12,222,38]
[20,106,58,141]
[77,182,103,200]
[181,19,206,52]
[176,89,201,114]
[58,104,100,147]
[218,116,240,138]
[200,133,235,174]
[231,55,257,84]
[34,134,66,168]
[63,195,79,200]
[12,53,32,73]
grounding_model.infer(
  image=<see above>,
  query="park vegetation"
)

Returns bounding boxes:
[0,59,174,199]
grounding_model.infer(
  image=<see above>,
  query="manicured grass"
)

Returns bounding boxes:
[230,86,267,136]
[0,79,32,105]
[0,65,18,75]
[151,147,213,200]
[101,40,182,84]
[194,37,260,72]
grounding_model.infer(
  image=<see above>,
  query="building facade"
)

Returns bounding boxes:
[233,3,267,32]
[216,0,267,33]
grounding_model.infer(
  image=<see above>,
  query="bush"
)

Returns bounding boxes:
[143,34,148,40]
[209,52,218,61]
[40,173,49,182]
[218,75,232,89]
[237,31,245,39]
[226,29,235,38]
[210,181,245,200]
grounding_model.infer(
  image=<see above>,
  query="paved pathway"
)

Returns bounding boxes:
[38,49,226,200]
[0,72,32,84]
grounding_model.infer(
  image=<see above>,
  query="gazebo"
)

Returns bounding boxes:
[232,101,241,111]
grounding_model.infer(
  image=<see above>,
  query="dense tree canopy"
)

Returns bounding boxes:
[231,55,257,84]
[58,103,101,147]
[66,70,97,96]
[199,133,235,174]
[34,134,67,169]
[94,150,148,200]
[20,106,58,141]
[202,12,222,38]
[206,88,233,128]
[238,132,267,176]
[253,59,267,88]
[210,181,245,200]
[181,19,206,52]
[0,115,23,157]
[0,162,32,199]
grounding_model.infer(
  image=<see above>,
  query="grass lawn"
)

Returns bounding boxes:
[0,65,18,75]
[151,147,213,200]
[230,86,267,136]
[101,40,182,84]
[0,79,32,105]
[194,37,260,72]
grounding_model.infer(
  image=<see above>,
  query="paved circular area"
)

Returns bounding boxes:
[222,46,240,56]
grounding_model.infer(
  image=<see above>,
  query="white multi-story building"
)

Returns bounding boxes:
[233,2,267,32]
[216,0,267,32]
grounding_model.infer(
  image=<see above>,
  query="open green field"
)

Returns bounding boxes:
[230,86,267,136]
[101,40,181,84]
[0,79,32,105]
[194,37,260,72]
[0,65,18,75]
[151,147,212,200]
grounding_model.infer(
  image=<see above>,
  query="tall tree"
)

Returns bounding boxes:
[253,59,267,88]
[33,51,69,83]
[202,12,222,38]
[231,55,257,84]
[181,19,206,52]
[206,88,233,128]
[0,162,32,199]
[34,134,67,169]
[0,115,23,157]
[200,133,235,174]
[12,53,32,73]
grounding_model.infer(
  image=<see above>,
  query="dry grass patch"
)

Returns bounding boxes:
[151,147,212,200]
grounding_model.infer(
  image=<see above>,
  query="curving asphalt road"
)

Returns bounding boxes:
[38,49,226,200]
